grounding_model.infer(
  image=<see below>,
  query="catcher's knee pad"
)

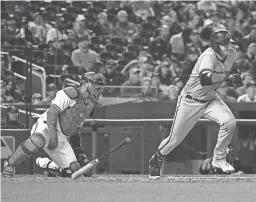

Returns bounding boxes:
[22,133,46,154]
[8,133,45,166]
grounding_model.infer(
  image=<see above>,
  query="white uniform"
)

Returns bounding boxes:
[31,90,79,168]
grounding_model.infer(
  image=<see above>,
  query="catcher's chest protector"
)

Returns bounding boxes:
[58,90,94,136]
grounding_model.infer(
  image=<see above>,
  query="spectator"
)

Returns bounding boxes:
[217,81,237,103]
[41,83,58,104]
[158,61,173,92]
[180,45,200,84]
[102,59,125,97]
[199,26,214,51]
[172,77,184,94]
[1,105,25,129]
[46,27,64,44]
[104,59,125,86]
[1,80,14,104]
[159,85,179,101]
[45,29,71,71]
[242,24,256,48]
[93,12,113,37]
[197,1,217,17]
[5,80,16,98]
[131,1,155,21]
[186,30,203,52]
[169,57,182,79]
[237,81,256,102]
[149,25,171,61]
[138,77,156,97]
[71,36,100,73]
[121,50,150,78]
[188,14,204,32]
[238,132,256,174]
[236,72,254,96]
[244,43,256,76]
[120,68,141,97]
[234,8,247,34]
[170,27,193,60]
[1,14,20,45]
[184,3,197,22]
[113,10,139,39]
[208,11,226,31]
[28,12,52,44]
[138,55,156,80]
[154,14,182,39]
[68,14,91,42]
[32,93,43,105]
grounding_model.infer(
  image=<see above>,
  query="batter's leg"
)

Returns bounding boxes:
[149,95,206,179]
[203,97,236,173]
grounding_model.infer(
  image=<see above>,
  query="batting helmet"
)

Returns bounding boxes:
[210,29,233,52]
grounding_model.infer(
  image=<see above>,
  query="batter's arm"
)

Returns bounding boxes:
[199,55,228,86]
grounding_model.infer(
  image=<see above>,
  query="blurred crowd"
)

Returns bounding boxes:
[1,0,256,105]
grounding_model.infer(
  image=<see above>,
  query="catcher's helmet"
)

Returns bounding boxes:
[210,29,232,51]
[81,72,106,87]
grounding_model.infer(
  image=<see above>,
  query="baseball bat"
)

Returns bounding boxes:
[71,137,131,179]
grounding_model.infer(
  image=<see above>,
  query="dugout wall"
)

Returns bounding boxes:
[1,102,256,175]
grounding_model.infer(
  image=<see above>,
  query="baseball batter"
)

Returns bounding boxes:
[149,29,241,179]
[3,72,106,178]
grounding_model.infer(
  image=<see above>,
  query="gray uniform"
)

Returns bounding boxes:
[158,47,237,161]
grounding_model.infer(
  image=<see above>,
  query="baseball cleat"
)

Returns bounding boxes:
[149,154,163,179]
[2,161,15,178]
[212,159,235,174]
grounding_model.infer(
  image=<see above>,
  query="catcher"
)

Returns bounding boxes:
[3,72,106,178]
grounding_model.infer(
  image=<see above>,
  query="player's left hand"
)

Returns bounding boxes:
[227,73,241,85]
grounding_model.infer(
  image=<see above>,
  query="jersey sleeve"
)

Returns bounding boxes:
[198,54,215,72]
[51,90,73,112]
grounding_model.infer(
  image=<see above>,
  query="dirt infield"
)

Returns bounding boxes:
[2,175,256,202]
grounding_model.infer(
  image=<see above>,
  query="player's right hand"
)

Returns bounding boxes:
[48,137,58,150]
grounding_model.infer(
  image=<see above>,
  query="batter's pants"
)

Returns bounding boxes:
[158,94,236,160]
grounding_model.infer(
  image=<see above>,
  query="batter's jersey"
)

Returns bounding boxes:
[183,47,237,100]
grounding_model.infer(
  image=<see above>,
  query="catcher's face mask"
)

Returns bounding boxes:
[82,73,106,103]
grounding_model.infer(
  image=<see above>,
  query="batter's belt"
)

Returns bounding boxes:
[185,95,208,103]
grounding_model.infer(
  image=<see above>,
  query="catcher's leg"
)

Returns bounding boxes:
[43,133,85,177]
[36,157,62,177]
[149,95,206,179]
[204,98,236,174]
[3,118,49,177]
[3,133,46,177]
